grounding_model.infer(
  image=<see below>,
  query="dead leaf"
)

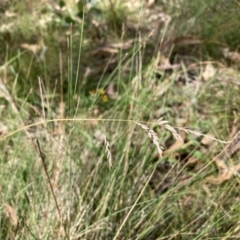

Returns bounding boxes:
[87,47,119,56]
[5,204,18,229]
[147,0,155,7]
[205,171,233,185]
[107,83,118,99]
[186,157,199,165]
[201,133,215,145]
[5,11,17,18]
[164,131,186,154]
[88,119,99,126]
[157,54,180,70]
[87,40,134,56]
[202,63,216,81]
[221,48,240,63]
[0,124,8,136]
[107,40,134,49]
[174,35,204,45]
[21,43,41,54]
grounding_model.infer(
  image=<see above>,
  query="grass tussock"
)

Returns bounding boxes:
[1,0,240,239]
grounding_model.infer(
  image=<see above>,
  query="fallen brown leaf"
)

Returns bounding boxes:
[202,63,216,81]
[222,48,240,63]
[5,203,18,229]
[0,124,8,136]
[164,131,186,154]
[201,133,215,145]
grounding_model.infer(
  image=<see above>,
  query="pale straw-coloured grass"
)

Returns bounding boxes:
[104,135,112,168]
[0,116,233,239]
[1,117,229,170]
[136,118,183,158]
[136,122,164,157]
[157,117,183,142]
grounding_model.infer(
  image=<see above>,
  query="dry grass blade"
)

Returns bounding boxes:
[157,118,183,142]
[104,135,112,168]
[137,122,164,157]
[179,128,230,144]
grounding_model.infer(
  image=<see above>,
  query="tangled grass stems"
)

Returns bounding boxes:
[0,117,230,164]
[0,116,233,238]
[0,117,177,168]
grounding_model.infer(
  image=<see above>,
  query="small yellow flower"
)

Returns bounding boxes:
[89,88,109,103]
[102,94,109,102]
